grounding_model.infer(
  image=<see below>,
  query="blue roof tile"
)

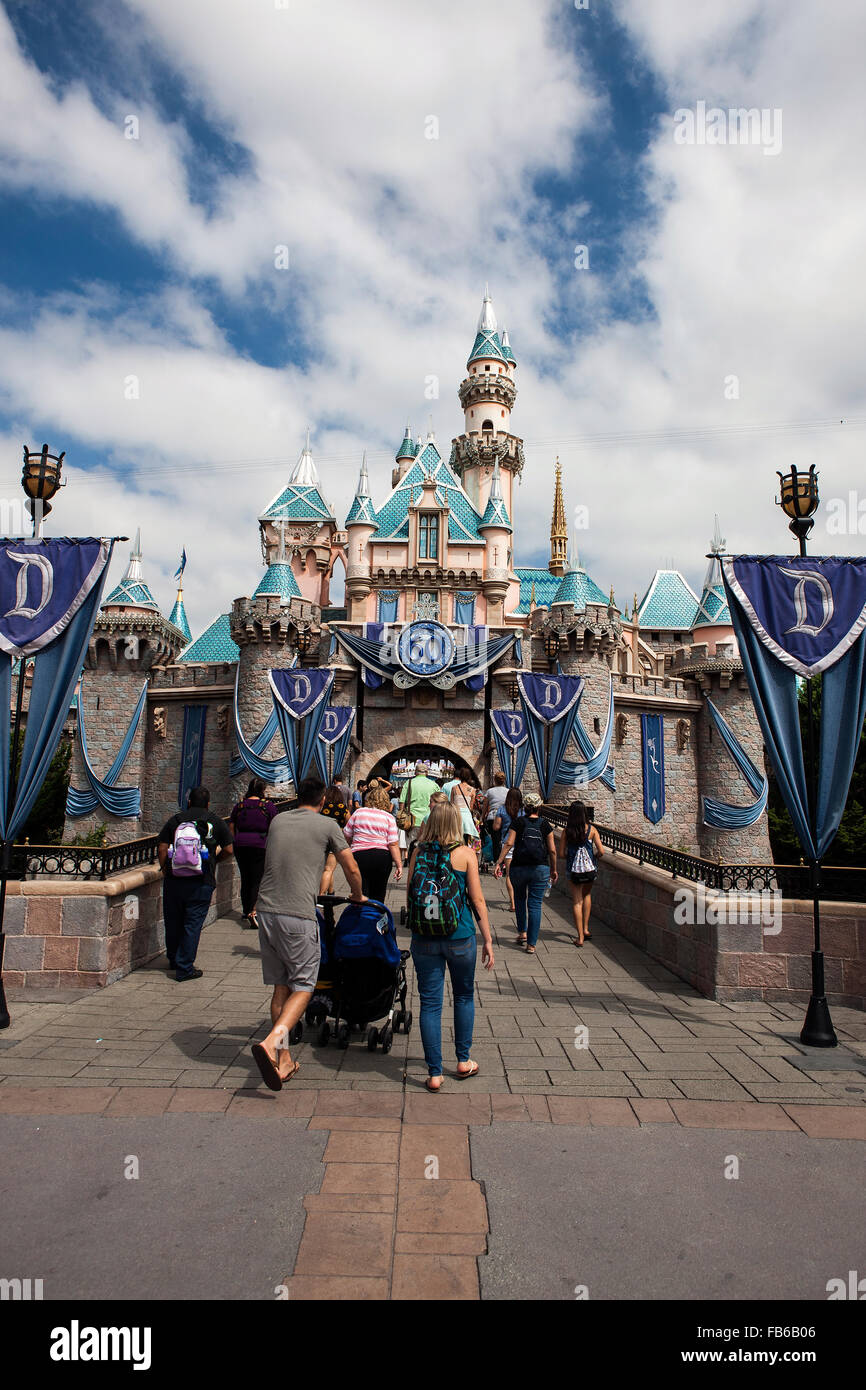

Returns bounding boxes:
[638,571,700,630]
[178,613,239,664]
[252,563,302,601]
[103,579,160,611]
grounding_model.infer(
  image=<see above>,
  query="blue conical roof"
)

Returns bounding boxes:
[467,287,507,367]
[479,460,511,531]
[346,452,378,527]
[396,424,415,460]
[253,563,302,601]
[103,529,161,613]
[168,591,191,643]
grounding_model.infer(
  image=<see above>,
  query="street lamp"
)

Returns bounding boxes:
[774,466,836,1047]
[508,677,520,709]
[295,627,314,661]
[22,444,65,538]
[544,630,560,664]
[776,464,819,558]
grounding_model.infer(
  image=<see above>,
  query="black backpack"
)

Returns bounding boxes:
[516,818,547,866]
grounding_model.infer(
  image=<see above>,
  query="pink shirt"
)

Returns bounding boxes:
[344,808,398,852]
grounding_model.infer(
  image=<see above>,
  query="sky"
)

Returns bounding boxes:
[0,0,864,639]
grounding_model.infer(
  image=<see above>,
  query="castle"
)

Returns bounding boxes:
[65,292,772,865]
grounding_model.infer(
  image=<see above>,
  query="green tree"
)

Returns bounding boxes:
[11,733,73,845]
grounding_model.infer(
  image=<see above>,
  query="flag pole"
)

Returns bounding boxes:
[0,657,27,1029]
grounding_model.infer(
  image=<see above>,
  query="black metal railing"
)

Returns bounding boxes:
[12,835,159,882]
[542,806,866,902]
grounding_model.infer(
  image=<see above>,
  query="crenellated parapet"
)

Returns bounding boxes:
[88,611,186,671]
[449,432,524,482]
[230,593,322,654]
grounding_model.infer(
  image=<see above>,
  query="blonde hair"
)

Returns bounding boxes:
[366,786,391,813]
[418,800,462,846]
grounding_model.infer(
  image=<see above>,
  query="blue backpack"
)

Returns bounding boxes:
[333,902,401,968]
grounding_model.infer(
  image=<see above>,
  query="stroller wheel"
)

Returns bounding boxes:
[337,1023,350,1049]
[290,1022,303,1046]
[393,1010,404,1034]
[367,1026,379,1051]
[404,1011,413,1035]
[380,1024,393,1054]
[317,1022,331,1046]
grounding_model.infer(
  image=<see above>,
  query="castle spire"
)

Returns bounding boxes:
[549,458,568,577]
[125,528,143,583]
[478,284,497,332]
[289,427,318,486]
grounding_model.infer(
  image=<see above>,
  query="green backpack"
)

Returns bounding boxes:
[407,841,465,936]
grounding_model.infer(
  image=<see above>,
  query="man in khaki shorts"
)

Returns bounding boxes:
[250,774,364,1090]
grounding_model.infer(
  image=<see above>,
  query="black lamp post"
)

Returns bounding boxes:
[295,627,314,662]
[22,444,64,537]
[544,630,560,665]
[775,465,837,1047]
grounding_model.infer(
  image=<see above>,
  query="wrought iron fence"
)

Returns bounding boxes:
[12,836,159,882]
[542,806,866,902]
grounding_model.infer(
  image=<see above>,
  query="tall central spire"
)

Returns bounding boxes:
[549,459,568,576]
[289,427,319,486]
[478,283,497,332]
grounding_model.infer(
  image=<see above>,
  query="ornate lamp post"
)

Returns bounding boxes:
[295,626,314,662]
[22,444,65,538]
[775,465,836,1047]
[543,630,560,666]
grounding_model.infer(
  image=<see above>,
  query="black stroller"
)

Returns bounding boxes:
[304,895,413,1054]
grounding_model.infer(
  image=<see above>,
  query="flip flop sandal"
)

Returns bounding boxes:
[425,1076,444,1092]
[525,945,536,954]
[280,1061,300,1084]
[456,1061,479,1079]
[251,1043,283,1092]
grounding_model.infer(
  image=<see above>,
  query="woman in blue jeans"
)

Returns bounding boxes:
[407,801,494,1092]
[494,791,558,953]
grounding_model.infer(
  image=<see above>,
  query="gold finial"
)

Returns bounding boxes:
[529,580,536,610]
[609,585,615,605]
[549,457,567,577]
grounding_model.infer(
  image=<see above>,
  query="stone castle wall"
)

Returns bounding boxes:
[144,662,237,830]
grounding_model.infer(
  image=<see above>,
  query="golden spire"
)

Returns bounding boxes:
[549,457,568,576]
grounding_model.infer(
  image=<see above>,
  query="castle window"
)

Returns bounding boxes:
[419,512,439,561]
[482,419,493,431]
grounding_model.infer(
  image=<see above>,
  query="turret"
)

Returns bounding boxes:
[345,451,379,622]
[451,287,523,512]
[691,516,735,655]
[391,423,416,488]
[479,458,512,623]
[258,429,338,606]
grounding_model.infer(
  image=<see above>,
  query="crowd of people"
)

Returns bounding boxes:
[156,759,604,1091]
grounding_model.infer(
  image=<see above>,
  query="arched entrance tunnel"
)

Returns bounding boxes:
[365,743,481,788]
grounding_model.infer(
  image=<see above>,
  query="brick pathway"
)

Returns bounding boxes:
[3,874,865,1104]
[3,876,866,1298]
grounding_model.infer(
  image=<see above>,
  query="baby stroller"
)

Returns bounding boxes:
[305,895,412,1054]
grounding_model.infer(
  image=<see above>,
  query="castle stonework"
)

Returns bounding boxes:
[63,294,772,866]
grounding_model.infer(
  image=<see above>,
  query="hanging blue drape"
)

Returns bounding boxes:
[178,706,207,809]
[701,698,769,829]
[377,592,399,624]
[333,627,514,686]
[455,592,476,625]
[464,624,488,692]
[313,706,356,783]
[725,572,866,859]
[557,676,615,791]
[641,713,665,823]
[0,539,115,841]
[491,710,531,787]
[517,673,585,801]
[66,677,148,818]
[230,658,295,780]
[360,622,385,688]
[270,668,335,788]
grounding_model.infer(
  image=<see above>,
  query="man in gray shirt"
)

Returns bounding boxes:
[251,775,364,1090]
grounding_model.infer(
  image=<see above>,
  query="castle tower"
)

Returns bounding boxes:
[391,423,417,489]
[345,451,378,623]
[64,532,186,844]
[168,581,191,646]
[478,458,512,625]
[549,458,568,576]
[258,430,337,607]
[450,288,523,515]
[691,516,734,655]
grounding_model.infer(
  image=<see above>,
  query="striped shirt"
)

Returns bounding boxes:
[344,807,398,852]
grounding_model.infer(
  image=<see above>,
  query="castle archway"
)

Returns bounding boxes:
[364,742,481,788]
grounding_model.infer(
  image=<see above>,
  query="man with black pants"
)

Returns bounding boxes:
[158,787,233,981]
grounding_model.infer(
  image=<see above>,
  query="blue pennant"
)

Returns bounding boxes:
[723,555,866,678]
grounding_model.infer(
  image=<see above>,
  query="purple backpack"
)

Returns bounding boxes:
[169,821,209,877]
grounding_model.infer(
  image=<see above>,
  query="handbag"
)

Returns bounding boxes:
[396,777,415,831]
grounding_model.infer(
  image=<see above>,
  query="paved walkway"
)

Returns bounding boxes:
[2,879,866,1300]
[3,874,866,1104]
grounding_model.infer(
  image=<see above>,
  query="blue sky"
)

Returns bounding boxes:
[0,0,864,638]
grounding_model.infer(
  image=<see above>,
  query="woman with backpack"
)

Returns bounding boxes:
[560,800,604,946]
[494,791,557,953]
[230,778,277,928]
[406,800,494,1092]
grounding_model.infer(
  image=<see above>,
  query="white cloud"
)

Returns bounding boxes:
[0,0,864,641]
